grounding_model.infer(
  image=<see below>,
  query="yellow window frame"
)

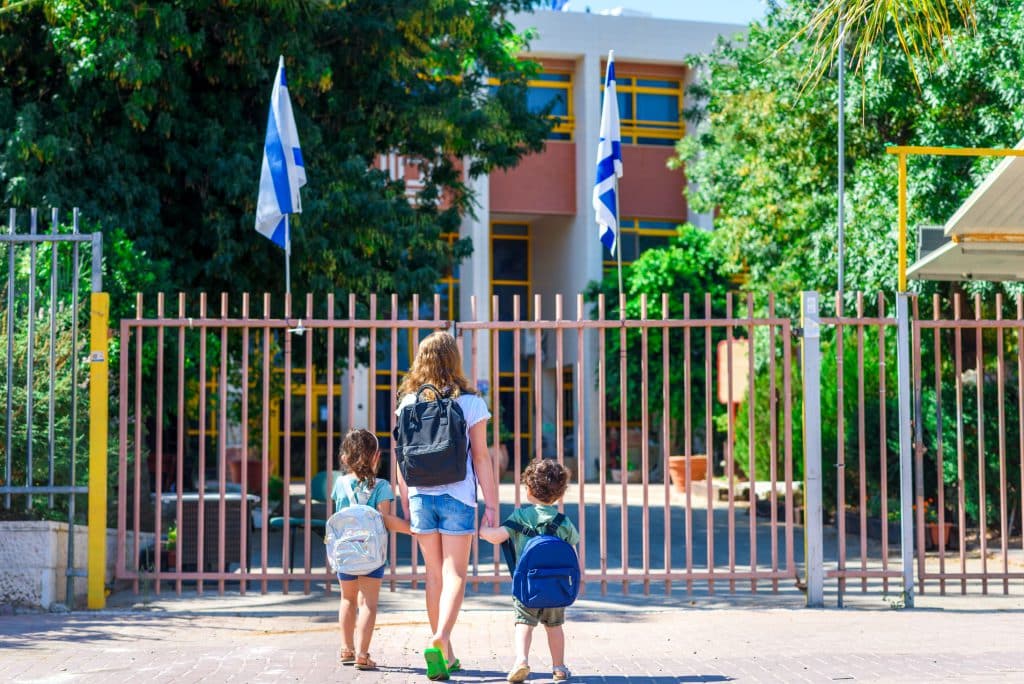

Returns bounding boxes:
[489,72,575,141]
[612,76,684,143]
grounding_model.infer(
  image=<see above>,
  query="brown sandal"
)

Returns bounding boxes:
[338,648,356,665]
[355,653,378,671]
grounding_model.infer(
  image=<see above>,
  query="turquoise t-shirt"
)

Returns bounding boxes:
[331,474,395,510]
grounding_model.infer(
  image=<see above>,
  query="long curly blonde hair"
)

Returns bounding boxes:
[397,331,475,400]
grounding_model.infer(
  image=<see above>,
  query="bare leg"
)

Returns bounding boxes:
[514,623,534,665]
[416,532,443,637]
[355,577,382,656]
[429,533,473,661]
[339,579,359,653]
[545,624,565,667]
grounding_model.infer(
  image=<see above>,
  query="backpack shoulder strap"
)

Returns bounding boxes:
[499,517,537,576]
[542,512,566,536]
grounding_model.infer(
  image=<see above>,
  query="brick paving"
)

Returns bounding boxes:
[2,587,1023,683]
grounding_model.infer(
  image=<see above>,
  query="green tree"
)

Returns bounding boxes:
[0,0,551,308]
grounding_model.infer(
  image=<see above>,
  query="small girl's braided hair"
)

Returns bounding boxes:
[340,428,379,485]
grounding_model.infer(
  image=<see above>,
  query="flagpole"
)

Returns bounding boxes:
[615,176,623,301]
[285,214,291,297]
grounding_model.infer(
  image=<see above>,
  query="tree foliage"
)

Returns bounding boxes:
[676,0,1024,311]
[0,0,550,306]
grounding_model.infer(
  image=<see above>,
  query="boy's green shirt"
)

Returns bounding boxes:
[503,503,580,557]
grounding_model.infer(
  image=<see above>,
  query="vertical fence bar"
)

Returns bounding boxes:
[896,292,914,608]
[5,209,14,510]
[26,209,37,497]
[879,293,891,594]
[801,291,824,608]
[281,293,293,590]
[117,314,130,591]
[783,306,795,581]
[217,293,229,593]
[661,293,671,595]
[618,292,628,594]
[154,293,166,586]
[974,293,988,594]
[954,294,967,594]
[303,292,315,590]
[47,209,57,508]
[240,293,250,595]
[410,293,420,587]
[683,293,693,594]
[639,294,650,595]
[597,294,607,595]
[576,294,587,595]
[725,293,735,593]
[835,292,846,604]
[768,294,779,592]
[176,294,187,591]
[555,294,565,469]
[535,294,544,465]
[513,294,523,509]
[491,295,502,590]
[746,293,757,592]
[196,293,207,593]
[66,209,82,604]
[704,293,715,594]
[389,293,401,590]
[260,293,271,593]
[1018,294,1024,593]
[469,295,481,583]
[132,294,143,586]
[856,294,868,593]
[933,294,946,594]
[996,294,1008,595]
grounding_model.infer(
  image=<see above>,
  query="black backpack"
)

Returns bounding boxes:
[393,383,468,487]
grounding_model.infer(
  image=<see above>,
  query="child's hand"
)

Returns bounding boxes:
[479,525,509,544]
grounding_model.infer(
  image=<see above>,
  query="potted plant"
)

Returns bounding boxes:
[486,421,514,475]
[924,498,953,550]
[667,453,708,493]
[163,524,178,568]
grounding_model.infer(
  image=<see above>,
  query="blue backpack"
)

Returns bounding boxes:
[501,513,580,609]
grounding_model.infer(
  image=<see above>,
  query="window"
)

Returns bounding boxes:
[437,230,460,321]
[603,219,677,269]
[606,75,683,146]
[491,71,575,141]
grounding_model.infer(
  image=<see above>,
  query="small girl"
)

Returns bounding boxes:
[331,428,411,671]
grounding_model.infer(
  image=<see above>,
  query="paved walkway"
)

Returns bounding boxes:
[2,587,1023,683]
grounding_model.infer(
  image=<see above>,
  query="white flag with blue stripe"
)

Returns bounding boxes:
[256,56,306,248]
[593,50,623,256]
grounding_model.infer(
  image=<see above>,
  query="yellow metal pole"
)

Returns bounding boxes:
[898,152,908,292]
[87,292,109,609]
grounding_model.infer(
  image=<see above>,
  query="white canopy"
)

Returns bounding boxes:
[908,141,1024,281]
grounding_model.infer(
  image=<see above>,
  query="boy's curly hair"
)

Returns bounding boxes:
[340,428,379,484]
[523,459,570,505]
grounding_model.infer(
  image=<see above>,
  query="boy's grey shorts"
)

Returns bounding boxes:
[513,598,566,627]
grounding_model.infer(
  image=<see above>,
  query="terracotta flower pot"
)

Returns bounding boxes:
[926,521,954,550]
[668,455,707,493]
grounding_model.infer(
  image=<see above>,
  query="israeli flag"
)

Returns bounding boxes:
[255,56,306,248]
[593,50,623,256]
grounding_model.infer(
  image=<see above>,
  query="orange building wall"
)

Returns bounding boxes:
[620,145,687,221]
[489,141,577,216]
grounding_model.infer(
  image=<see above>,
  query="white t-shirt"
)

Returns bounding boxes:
[395,392,491,509]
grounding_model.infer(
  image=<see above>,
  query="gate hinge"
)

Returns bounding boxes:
[792,326,804,339]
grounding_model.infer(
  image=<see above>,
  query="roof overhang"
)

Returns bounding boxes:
[908,140,1024,281]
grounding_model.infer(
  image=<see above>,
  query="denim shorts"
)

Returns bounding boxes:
[337,564,385,582]
[409,494,477,535]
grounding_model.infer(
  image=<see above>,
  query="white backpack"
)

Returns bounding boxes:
[324,477,388,576]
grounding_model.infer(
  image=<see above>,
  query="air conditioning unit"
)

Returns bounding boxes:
[917,224,951,260]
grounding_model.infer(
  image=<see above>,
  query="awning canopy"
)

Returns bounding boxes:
[907,141,1024,282]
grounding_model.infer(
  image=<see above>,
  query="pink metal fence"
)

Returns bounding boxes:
[913,293,1024,595]
[115,291,800,596]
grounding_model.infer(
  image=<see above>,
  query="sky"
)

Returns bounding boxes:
[565,0,767,26]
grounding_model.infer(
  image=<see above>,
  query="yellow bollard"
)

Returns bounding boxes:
[87,292,109,609]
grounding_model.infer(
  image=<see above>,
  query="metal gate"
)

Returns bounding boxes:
[115,291,802,597]
[0,207,106,608]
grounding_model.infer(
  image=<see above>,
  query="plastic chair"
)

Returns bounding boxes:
[268,470,339,572]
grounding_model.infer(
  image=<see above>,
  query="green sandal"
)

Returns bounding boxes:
[424,647,450,681]
[448,659,461,674]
